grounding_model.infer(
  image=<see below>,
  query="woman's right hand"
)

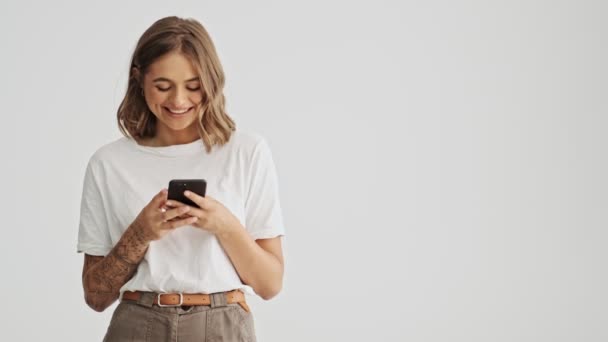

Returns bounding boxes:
[130,189,198,242]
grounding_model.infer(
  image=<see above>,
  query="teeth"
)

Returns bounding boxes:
[167,108,190,114]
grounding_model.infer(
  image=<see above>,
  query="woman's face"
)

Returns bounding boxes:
[142,51,204,140]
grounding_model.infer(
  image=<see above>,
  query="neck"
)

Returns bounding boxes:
[147,125,200,147]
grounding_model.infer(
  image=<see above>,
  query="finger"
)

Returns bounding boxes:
[162,215,198,230]
[167,205,204,222]
[170,214,188,221]
[151,189,168,208]
[161,205,191,222]
[165,200,187,208]
[182,206,205,219]
[166,212,193,221]
[184,190,208,209]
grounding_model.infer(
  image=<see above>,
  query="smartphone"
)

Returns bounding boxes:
[167,179,207,208]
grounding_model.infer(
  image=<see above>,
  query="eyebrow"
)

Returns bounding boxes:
[153,77,199,83]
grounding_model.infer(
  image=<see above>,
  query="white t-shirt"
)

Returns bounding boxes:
[76,130,285,298]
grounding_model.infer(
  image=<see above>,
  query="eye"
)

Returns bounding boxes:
[187,87,201,92]
[156,86,170,92]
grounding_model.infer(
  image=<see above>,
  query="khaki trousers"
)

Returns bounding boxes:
[103,291,256,342]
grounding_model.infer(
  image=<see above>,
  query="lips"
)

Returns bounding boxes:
[165,107,192,117]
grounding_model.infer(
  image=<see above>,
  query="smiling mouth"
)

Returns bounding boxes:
[165,107,193,116]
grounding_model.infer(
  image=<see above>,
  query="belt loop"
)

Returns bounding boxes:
[138,291,156,308]
[210,292,227,308]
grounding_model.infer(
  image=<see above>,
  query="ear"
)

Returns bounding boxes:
[131,66,142,83]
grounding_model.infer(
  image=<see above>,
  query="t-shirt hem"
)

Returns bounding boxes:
[76,243,112,256]
[248,229,285,240]
[118,284,257,298]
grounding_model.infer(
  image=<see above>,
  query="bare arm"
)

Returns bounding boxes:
[166,192,285,300]
[217,230,284,300]
[82,224,151,312]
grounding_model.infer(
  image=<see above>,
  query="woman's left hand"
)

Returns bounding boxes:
[164,191,241,235]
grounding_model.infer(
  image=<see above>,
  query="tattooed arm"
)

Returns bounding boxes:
[81,189,197,312]
[82,223,151,312]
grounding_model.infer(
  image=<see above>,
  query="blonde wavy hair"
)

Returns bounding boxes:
[117,16,235,153]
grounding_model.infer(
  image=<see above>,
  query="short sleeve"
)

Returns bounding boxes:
[76,158,113,256]
[244,138,285,240]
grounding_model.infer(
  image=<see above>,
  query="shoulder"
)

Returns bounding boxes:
[228,129,266,149]
[225,129,270,156]
[86,136,131,169]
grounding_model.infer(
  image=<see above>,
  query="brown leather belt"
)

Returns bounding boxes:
[121,290,250,312]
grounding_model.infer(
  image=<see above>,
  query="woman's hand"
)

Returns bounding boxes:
[131,189,199,242]
[165,190,242,236]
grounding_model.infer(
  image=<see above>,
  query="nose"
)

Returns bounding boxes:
[169,87,190,108]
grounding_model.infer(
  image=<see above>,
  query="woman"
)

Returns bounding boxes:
[77,16,285,342]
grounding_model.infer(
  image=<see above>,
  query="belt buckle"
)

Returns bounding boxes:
[157,292,183,307]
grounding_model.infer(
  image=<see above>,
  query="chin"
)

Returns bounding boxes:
[164,118,198,130]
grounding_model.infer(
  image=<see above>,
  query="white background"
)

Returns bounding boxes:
[1,0,607,341]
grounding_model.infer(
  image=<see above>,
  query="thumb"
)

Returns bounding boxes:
[151,188,168,208]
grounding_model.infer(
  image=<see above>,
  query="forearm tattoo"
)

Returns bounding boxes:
[84,225,149,311]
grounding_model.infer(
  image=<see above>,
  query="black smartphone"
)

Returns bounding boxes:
[167,179,207,208]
